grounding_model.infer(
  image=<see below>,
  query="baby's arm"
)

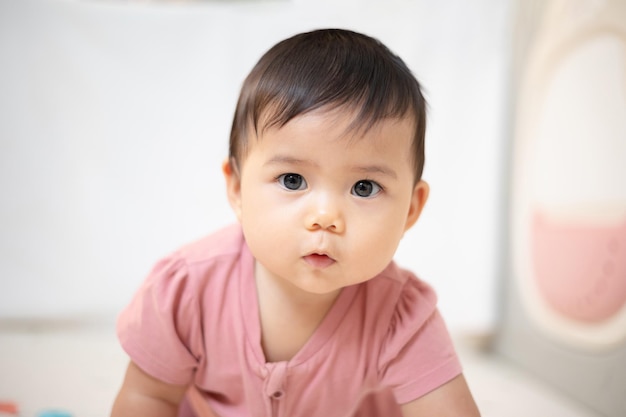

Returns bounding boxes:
[111,361,188,417]
[400,374,480,417]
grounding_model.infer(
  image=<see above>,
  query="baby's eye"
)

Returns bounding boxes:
[277,173,307,191]
[351,180,382,198]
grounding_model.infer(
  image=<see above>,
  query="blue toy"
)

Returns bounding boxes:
[37,411,73,417]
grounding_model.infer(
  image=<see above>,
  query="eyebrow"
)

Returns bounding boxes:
[264,155,318,168]
[352,164,398,179]
[264,155,397,179]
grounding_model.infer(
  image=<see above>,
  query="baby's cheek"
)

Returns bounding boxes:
[532,211,626,322]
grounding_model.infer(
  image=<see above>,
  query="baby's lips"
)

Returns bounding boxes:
[303,253,336,268]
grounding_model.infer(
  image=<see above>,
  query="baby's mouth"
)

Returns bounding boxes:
[303,253,336,269]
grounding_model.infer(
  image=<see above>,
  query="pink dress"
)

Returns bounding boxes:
[117,224,461,416]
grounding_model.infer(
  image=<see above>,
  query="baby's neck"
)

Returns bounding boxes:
[254,262,342,362]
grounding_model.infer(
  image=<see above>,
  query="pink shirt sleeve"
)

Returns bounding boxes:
[377,277,462,404]
[117,253,204,386]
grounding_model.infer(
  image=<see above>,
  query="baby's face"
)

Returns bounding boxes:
[226,108,428,295]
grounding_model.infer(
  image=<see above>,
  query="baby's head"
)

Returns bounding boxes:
[228,28,427,184]
[224,29,431,293]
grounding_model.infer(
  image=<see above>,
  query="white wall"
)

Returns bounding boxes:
[0,0,511,333]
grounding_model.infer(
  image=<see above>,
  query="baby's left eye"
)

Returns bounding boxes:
[351,180,382,198]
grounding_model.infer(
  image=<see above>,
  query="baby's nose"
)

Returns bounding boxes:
[304,195,345,233]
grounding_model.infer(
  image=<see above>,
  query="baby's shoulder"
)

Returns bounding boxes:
[145,223,247,292]
[368,262,437,309]
[364,263,450,367]
[363,262,439,334]
[176,223,246,265]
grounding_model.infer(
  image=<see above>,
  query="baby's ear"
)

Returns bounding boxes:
[222,158,243,221]
[404,180,429,231]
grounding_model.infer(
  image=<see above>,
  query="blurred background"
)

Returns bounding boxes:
[0,0,624,416]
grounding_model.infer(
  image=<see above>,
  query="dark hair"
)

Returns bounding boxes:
[229,28,427,182]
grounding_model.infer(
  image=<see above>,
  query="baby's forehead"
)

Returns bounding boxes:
[255,105,417,141]
[247,108,417,169]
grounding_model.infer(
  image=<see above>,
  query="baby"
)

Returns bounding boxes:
[111,28,480,417]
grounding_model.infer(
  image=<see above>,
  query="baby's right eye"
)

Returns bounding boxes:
[277,173,307,191]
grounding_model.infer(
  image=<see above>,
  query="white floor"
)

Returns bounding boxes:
[0,319,603,417]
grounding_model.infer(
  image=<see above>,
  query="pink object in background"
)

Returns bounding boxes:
[532,211,626,323]
[0,402,19,415]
